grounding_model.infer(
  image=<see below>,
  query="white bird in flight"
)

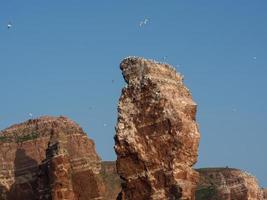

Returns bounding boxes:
[139,18,149,27]
[29,113,33,117]
[7,22,12,29]
[143,18,149,24]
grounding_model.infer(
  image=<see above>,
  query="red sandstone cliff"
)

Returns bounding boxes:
[114,57,200,200]
[100,162,266,200]
[196,168,264,200]
[0,116,104,200]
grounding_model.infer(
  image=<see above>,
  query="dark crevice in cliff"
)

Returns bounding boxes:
[7,149,39,200]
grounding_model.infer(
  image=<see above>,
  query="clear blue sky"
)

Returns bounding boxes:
[1,1,267,187]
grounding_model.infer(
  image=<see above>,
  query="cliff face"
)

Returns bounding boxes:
[263,189,267,199]
[114,57,200,200]
[0,116,104,200]
[196,168,264,200]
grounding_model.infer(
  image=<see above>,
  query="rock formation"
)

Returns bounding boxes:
[99,161,267,200]
[100,161,121,200]
[42,128,76,200]
[114,57,201,200]
[196,168,264,200]
[0,57,265,200]
[0,116,104,200]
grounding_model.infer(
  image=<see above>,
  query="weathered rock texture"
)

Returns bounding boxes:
[114,57,200,200]
[0,116,104,200]
[100,161,121,200]
[99,161,267,200]
[196,168,264,200]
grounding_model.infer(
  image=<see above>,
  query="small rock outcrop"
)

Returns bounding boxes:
[114,57,200,200]
[263,188,267,199]
[0,116,104,200]
[196,168,264,200]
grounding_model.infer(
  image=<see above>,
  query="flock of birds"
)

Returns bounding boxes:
[6,18,150,30]
[3,17,259,125]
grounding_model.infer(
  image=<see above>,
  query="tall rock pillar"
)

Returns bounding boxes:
[114,57,200,200]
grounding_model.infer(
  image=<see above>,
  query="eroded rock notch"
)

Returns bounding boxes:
[115,57,201,200]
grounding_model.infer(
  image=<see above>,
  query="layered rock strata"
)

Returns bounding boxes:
[0,116,104,200]
[99,162,267,200]
[114,57,201,200]
[43,129,76,200]
[196,168,264,200]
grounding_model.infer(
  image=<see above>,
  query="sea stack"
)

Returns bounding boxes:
[114,57,201,200]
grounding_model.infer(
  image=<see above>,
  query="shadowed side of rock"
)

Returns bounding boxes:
[0,184,7,200]
[263,188,267,199]
[100,161,121,200]
[114,57,200,200]
[7,149,39,200]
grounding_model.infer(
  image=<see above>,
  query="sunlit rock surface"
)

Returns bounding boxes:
[196,168,264,200]
[114,57,201,200]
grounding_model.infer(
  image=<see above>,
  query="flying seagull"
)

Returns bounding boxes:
[143,18,149,24]
[29,113,33,117]
[7,22,12,29]
[139,18,149,27]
